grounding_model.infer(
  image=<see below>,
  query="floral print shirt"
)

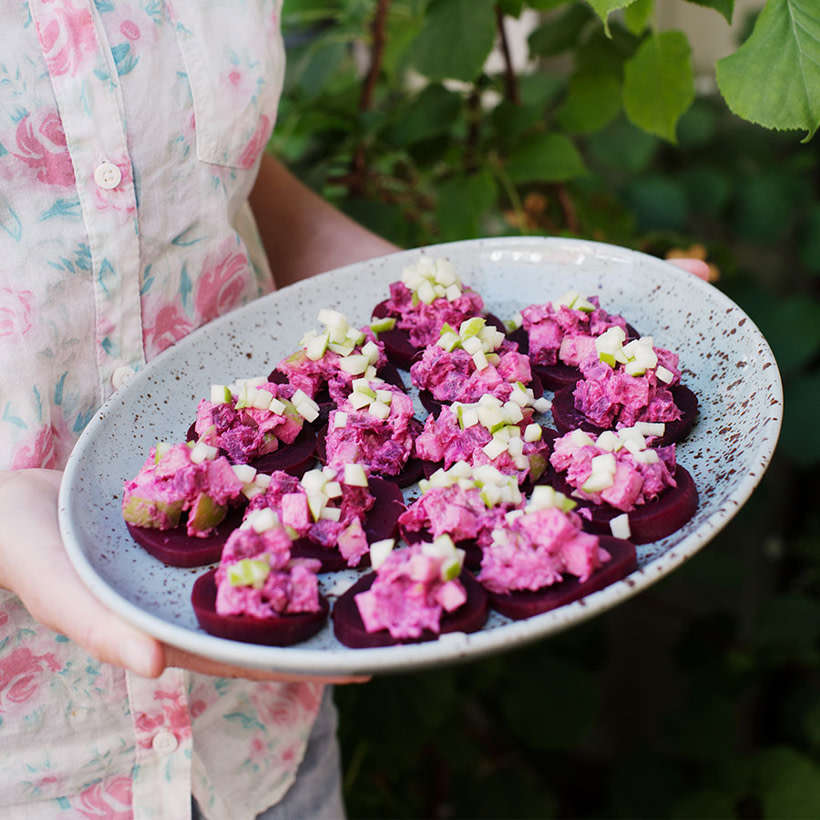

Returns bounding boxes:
[0,2,326,818]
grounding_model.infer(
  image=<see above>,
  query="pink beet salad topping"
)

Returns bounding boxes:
[409,317,532,404]
[550,426,677,511]
[325,378,417,477]
[194,378,304,463]
[520,291,628,367]
[276,309,388,403]
[355,541,468,639]
[477,496,608,594]
[246,466,375,567]
[382,255,486,348]
[573,328,683,429]
[399,462,522,547]
[414,393,550,484]
[215,509,322,618]
[122,441,246,536]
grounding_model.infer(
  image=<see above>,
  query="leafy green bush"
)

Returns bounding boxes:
[272,2,820,817]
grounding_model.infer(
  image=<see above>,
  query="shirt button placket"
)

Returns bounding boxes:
[151,730,179,756]
[94,160,122,190]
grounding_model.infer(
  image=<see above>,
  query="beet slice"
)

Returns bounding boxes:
[289,477,406,572]
[372,300,509,372]
[249,423,318,476]
[126,505,245,568]
[185,421,318,477]
[418,372,546,417]
[192,569,329,646]
[532,363,584,392]
[551,465,698,544]
[485,536,637,620]
[400,526,483,571]
[332,570,489,648]
[315,418,425,489]
[551,383,699,446]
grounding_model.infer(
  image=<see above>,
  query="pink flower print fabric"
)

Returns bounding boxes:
[0,2,325,818]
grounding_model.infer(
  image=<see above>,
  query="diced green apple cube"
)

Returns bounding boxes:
[305,332,330,361]
[344,463,369,487]
[227,558,270,589]
[369,316,396,334]
[210,384,232,404]
[370,538,395,569]
[609,513,632,540]
[338,355,369,375]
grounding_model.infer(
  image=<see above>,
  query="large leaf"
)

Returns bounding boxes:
[623,30,695,143]
[716,0,820,139]
[386,84,463,147]
[586,0,638,29]
[409,0,497,82]
[557,67,622,133]
[505,132,587,183]
[528,3,595,57]
[587,0,638,18]
[753,747,820,820]
[623,0,653,35]
[683,0,734,24]
[435,171,498,241]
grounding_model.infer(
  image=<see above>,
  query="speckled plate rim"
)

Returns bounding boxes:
[59,236,783,677]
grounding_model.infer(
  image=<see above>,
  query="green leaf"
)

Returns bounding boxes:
[526,0,573,9]
[715,0,820,140]
[683,0,735,24]
[386,84,463,147]
[410,0,497,82]
[623,0,653,34]
[587,0,638,29]
[498,0,525,16]
[557,67,622,133]
[586,115,659,173]
[528,3,595,56]
[505,132,587,183]
[623,30,695,143]
[753,747,820,820]
[490,99,546,148]
[435,171,498,241]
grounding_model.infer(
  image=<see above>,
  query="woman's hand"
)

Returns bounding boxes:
[666,257,712,281]
[0,469,369,683]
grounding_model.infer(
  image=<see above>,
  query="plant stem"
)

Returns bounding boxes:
[495,4,520,106]
[350,0,391,198]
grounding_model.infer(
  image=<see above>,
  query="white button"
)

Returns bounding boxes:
[111,365,136,390]
[94,161,122,190]
[151,730,178,755]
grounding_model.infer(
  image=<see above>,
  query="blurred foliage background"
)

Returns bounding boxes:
[271,1,820,816]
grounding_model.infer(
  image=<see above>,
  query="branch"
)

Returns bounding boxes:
[351,0,391,197]
[495,5,520,106]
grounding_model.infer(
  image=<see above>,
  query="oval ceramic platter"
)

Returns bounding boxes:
[59,237,782,677]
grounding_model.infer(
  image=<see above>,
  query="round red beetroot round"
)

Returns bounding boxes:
[127,505,245,568]
[485,536,637,620]
[550,465,698,545]
[551,383,699,446]
[192,569,329,646]
[186,420,319,477]
[332,569,488,648]
[315,417,425,489]
[289,477,406,572]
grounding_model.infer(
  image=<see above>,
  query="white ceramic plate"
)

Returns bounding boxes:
[58,237,782,676]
